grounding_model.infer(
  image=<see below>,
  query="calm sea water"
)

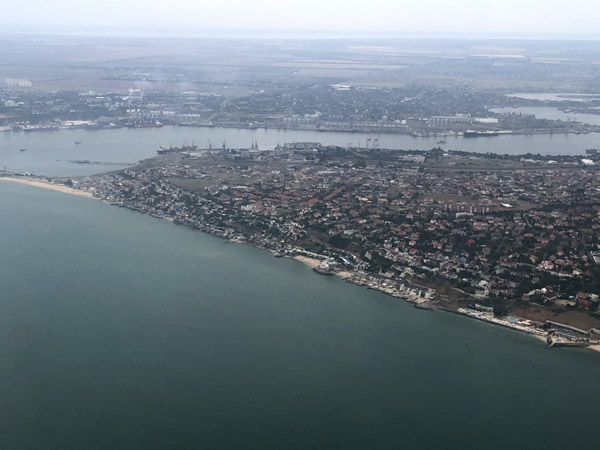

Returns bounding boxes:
[1,126,600,176]
[0,181,599,450]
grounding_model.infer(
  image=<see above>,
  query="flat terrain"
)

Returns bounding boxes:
[3,34,600,92]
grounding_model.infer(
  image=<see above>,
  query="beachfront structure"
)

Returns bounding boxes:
[545,321,589,339]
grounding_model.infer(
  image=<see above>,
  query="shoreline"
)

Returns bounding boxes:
[0,176,96,199]
[292,255,354,280]
[3,123,600,141]
[169,123,600,138]
[3,174,598,354]
[293,255,321,269]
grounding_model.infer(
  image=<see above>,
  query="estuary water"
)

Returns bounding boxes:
[1,125,600,176]
[0,181,599,450]
[1,126,600,449]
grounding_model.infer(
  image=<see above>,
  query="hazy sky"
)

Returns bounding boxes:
[4,0,599,36]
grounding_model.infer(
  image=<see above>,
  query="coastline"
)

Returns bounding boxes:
[293,255,321,269]
[292,255,353,280]
[0,177,96,199]
[5,123,598,137]
[3,174,598,354]
[169,123,600,138]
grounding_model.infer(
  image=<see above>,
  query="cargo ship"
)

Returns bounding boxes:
[127,120,163,129]
[22,125,59,132]
[157,143,198,154]
[463,130,499,137]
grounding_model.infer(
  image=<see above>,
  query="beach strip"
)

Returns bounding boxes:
[293,255,322,269]
[0,177,95,199]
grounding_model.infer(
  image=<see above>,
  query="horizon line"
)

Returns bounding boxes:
[2,25,600,41]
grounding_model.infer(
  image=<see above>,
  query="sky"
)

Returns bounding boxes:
[3,0,600,37]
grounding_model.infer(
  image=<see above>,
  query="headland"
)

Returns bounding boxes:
[3,143,600,352]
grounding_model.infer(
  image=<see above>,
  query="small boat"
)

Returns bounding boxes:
[19,147,27,152]
[74,141,82,145]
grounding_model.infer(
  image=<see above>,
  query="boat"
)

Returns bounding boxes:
[19,147,27,152]
[22,125,59,132]
[463,130,499,137]
[157,143,198,155]
[74,141,82,145]
[128,120,163,129]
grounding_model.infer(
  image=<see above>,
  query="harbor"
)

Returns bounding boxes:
[3,125,600,177]
[3,134,600,354]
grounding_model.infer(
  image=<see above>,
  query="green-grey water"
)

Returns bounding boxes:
[0,181,599,450]
[1,125,600,177]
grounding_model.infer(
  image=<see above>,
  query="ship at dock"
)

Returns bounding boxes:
[157,143,198,154]
[463,130,499,137]
[127,120,163,129]
[21,125,60,132]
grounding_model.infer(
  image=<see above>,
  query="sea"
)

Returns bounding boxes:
[0,127,599,450]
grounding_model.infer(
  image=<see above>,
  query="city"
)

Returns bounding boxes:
[7,141,599,348]
[3,2,600,447]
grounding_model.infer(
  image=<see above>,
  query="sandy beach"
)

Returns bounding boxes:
[293,255,322,269]
[0,177,95,199]
[294,255,352,279]
[335,271,353,280]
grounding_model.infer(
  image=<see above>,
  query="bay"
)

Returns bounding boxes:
[0,181,599,450]
[2,125,600,177]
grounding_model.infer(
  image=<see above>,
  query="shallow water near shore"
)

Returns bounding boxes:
[0,181,599,450]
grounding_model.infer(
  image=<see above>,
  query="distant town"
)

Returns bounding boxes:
[5,142,600,349]
[2,83,600,137]
[4,35,600,141]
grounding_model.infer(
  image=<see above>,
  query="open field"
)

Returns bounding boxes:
[3,34,600,91]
